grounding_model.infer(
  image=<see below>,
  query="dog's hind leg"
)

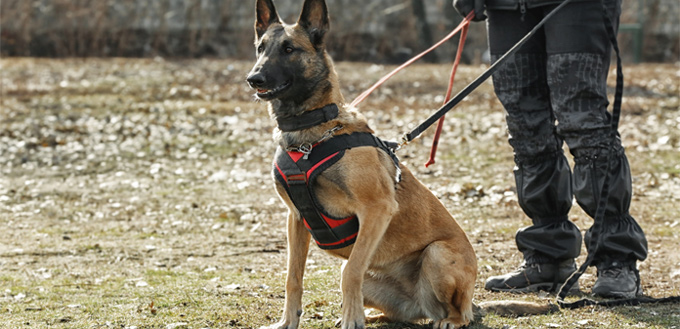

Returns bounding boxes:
[418,240,476,329]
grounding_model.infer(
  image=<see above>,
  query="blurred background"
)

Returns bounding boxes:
[1,0,678,63]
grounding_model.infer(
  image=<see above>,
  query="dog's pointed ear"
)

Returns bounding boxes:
[255,0,281,39]
[297,0,329,48]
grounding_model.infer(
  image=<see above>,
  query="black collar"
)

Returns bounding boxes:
[276,104,339,132]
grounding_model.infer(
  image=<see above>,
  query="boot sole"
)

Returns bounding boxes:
[487,281,580,295]
[592,286,642,299]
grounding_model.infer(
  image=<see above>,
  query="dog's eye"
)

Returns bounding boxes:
[257,45,264,53]
[284,47,294,54]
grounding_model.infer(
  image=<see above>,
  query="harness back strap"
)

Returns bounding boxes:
[274,132,400,249]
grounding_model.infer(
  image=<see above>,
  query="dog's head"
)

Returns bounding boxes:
[246,0,332,107]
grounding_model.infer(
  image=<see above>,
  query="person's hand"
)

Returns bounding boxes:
[452,0,487,21]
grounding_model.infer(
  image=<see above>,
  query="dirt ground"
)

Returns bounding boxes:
[1,58,679,328]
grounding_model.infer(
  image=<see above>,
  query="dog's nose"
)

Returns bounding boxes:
[246,73,266,88]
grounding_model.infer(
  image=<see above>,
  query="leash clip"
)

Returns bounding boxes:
[286,125,343,159]
[398,133,410,150]
[297,143,313,160]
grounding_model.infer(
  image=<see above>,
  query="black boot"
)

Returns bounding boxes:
[484,153,583,293]
[592,257,642,298]
[574,148,648,298]
[485,259,579,293]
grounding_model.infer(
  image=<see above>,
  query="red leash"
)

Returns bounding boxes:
[425,19,469,167]
[349,12,474,111]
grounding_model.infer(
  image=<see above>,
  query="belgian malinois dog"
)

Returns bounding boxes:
[247,1,553,328]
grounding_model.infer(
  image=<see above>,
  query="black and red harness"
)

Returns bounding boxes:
[273,104,400,250]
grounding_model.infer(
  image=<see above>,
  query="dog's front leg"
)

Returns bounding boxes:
[340,200,396,329]
[262,210,311,329]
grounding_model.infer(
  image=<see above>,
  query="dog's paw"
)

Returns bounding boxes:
[259,322,295,329]
[338,320,365,329]
[259,318,299,329]
[260,309,302,329]
[433,318,465,329]
[337,312,366,329]
[335,316,365,329]
[338,303,366,329]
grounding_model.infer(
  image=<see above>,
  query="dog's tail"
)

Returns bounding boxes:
[473,300,558,319]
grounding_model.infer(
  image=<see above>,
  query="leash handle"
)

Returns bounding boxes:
[425,20,470,167]
[349,12,475,109]
[404,0,574,144]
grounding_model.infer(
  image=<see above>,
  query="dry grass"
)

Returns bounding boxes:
[0,58,679,328]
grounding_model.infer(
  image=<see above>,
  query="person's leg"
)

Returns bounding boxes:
[484,7,581,293]
[544,0,648,298]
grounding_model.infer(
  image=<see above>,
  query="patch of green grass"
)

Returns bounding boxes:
[203,142,240,157]
[640,150,680,174]
[652,226,679,238]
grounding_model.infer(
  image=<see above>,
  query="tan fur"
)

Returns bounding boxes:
[252,1,554,328]
[475,300,558,318]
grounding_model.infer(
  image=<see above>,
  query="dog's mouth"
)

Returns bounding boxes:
[255,80,292,100]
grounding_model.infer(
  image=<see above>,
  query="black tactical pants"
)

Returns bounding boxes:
[486,0,647,265]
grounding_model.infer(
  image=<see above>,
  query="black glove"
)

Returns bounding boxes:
[452,0,487,21]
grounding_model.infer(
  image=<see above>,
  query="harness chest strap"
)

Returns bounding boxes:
[273,132,400,249]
